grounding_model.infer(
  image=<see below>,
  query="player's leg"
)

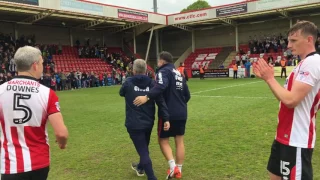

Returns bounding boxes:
[31,166,50,180]
[268,172,281,180]
[267,140,282,180]
[1,171,31,180]
[268,140,309,180]
[174,120,186,179]
[129,130,157,179]
[157,119,178,179]
[300,148,313,180]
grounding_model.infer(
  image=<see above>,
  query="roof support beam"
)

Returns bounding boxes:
[77,18,127,29]
[22,9,55,23]
[171,24,193,32]
[78,19,105,29]
[109,21,144,34]
[147,24,166,31]
[218,18,236,26]
[277,9,289,18]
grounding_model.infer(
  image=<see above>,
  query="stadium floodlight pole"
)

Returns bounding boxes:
[153,0,160,62]
[145,25,155,63]
[69,28,73,47]
[133,28,137,54]
[153,0,158,13]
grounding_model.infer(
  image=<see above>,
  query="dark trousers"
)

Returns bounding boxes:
[1,166,49,180]
[127,129,157,180]
[233,70,238,79]
[57,82,62,91]
[200,73,205,79]
[281,67,287,78]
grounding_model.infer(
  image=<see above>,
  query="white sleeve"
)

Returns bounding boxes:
[295,56,320,86]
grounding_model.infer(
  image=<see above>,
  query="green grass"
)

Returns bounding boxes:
[47,78,320,180]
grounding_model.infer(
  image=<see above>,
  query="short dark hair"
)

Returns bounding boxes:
[159,51,173,63]
[288,20,318,43]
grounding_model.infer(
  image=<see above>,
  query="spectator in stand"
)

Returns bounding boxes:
[99,72,104,86]
[0,63,5,74]
[66,72,72,90]
[76,70,82,89]
[0,73,5,85]
[8,54,16,75]
[50,62,55,72]
[267,55,274,64]
[79,47,83,58]
[60,71,67,90]
[241,54,247,65]
[55,73,61,91]
[81,71,88,88]
[280,38,287,52]
[245,60,252,78]
[6,72,12,81]
[121,71,126,84]
[90,72,96,87]
[76,39,80,49]
[51,76,57,91]
[58,43,62,55]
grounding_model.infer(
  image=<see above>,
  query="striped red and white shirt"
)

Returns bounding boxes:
[0,76,60,174]
[276,52,320,149]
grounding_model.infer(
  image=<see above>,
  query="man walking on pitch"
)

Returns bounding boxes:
[253,21,320,180]
[120,59,170,180]
[0,46,68,180]
[133,52,191,179]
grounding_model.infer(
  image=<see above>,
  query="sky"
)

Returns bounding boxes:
[86,0,244,14]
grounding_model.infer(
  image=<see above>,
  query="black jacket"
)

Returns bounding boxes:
[120,75,169,130]
[147,63,190,121]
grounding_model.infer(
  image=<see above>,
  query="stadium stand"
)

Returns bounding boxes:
[184,47,222,70]
[53,46,114,73]
[1,0,320,90]
[228,33,291,67]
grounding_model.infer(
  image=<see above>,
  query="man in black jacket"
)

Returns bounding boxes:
[120,59,170,180]
[133,52,191,179]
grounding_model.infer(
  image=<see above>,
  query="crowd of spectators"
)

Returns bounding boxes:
[0,34,154,90]
[236,31,320,67]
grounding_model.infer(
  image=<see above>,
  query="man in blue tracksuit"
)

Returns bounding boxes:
[134,51,191,179]
[245,60,252,78]
[120,59,170,180]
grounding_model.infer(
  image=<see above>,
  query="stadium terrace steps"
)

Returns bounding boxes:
[223,51,238,68]
[184,47,222,70]
[53,46,122,73]
[209,46,234,69]
[174,46,192,68]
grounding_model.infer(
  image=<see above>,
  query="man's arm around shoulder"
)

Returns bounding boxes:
[119,78,130,97]
[147,69,169,99]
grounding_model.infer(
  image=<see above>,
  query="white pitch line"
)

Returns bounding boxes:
[192,95,275,99]
[191,81,263,94]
